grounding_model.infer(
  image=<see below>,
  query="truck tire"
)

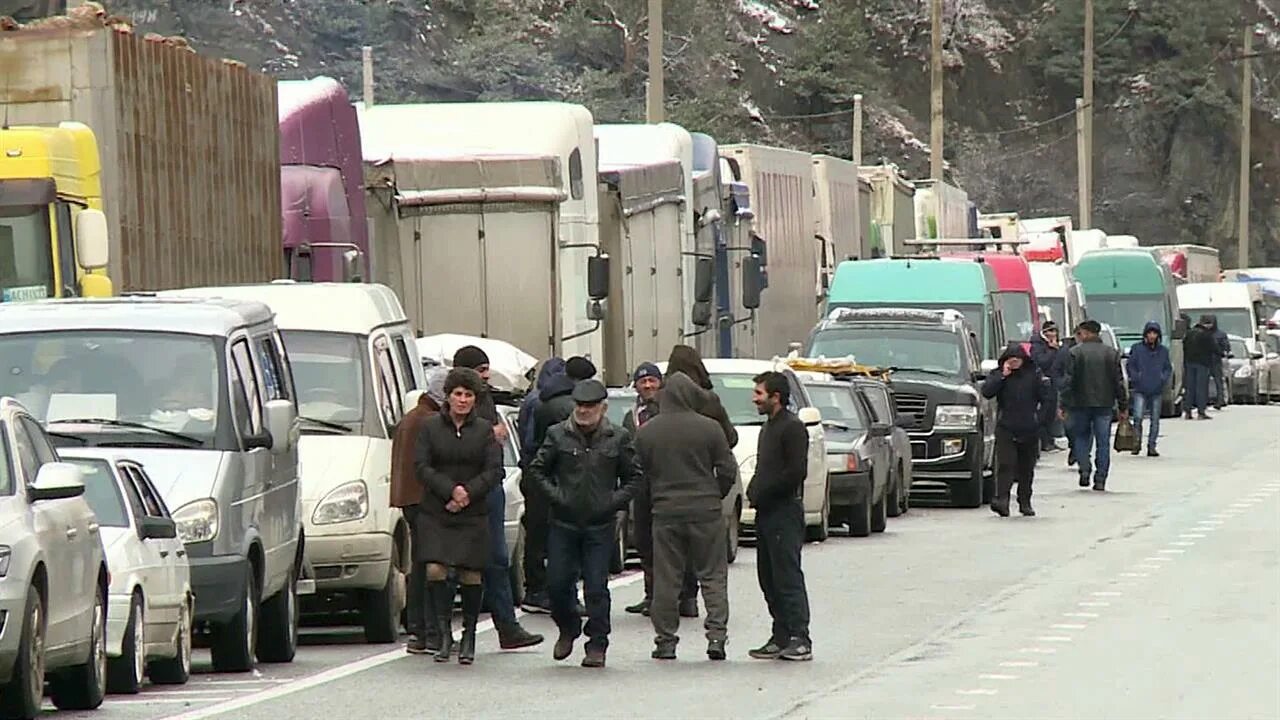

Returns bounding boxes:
[0,585,45,719]
[870,491,888,533]
[210,565,257,673]
[848,501,872,538]
[256,566,299,663]
[50,582,107,711]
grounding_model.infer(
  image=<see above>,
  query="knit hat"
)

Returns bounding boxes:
[452,345,490,370]
[565,356,597,380]
[632,362,662,384]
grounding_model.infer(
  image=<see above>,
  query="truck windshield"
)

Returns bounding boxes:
[0,204,55,301]
[0,331,221,445]
[1084,295,1167,339]
[280,331,367,431]
[808,327,964,377]
[1183,308,1253,340]
[996,291,1035,341]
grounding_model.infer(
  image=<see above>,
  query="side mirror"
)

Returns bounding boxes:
[342,249,365,283]
[29,462,86,502]
[742,255,763,310]
[75,209,110,270]
[264,399,297,455]
[694,257,714,304]
[798,407,822,426]
[403,389,425,410]
[751,236,768,267]
[587,254,610,300]
[1251,352,1265,360]
[140,515,178,540]
[976,359,999,380]
[587,299,605,322]
[1173,317,1189,340]
[894,413,914,428]
[870,422,892,437]
[691,300,712,327]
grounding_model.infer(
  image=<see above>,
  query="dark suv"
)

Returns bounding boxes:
[804,308,994,508]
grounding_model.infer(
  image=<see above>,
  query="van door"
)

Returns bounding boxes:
[369,332,406,533]
[228,336,276,589]
[250,331,300,595]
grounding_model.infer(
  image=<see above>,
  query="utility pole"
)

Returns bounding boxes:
[1076,98,1090,229]
[930,0,944,179]
[1238,20,1253,268]
[852,94,864,165]
[362,46,374,107]
[1082,0,1094,227]
[646,0,664,123]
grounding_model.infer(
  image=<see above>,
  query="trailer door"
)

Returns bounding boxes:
[477,207,556,358]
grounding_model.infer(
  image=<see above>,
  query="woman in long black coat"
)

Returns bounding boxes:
[414,367,503,665]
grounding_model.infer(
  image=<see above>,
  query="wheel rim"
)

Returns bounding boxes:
[28,595,44,704]
[92,593,106,696]
[132,602,145,683]
[179,601,192,675]
[244,586,256,653]
[287,576,298,648]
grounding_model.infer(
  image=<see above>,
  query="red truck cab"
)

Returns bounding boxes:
[944,253,1041,342]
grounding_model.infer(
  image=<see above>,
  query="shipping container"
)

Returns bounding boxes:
[858,164,915,256]
[0,27,282,291]
[913,178,971,240]
[811,155,862,298]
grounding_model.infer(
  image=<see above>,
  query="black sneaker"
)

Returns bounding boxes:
[707,639,727,661]
[552,632,575,661]
[1079,474,1091,488]
[575,601,588,618]
[651,643,677,660]
[405,635,429,655]
[1147,448,1160,457]
[520,592,551,614]
[678,599,699,618]
[581,647,606,668]
[1018,503,1036,517]
[748,640,784,660]
[778,638,813,662]
[990,499,1010,517]
[1093,483,1106,492]
[624,598,650,615]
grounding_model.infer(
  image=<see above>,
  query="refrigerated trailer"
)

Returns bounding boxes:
[913,178,971,240]
[858,164,915,256]
[1150,244,1221,284]
[812,155,862,297]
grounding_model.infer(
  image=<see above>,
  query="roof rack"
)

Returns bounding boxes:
[779,355,894,382]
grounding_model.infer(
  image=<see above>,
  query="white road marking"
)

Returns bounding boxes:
[1051,623,1087,630]
[1170,541,1197,547]
[1179,533,1207,538]
[1159,548,1187,554]
[1092,591,1122,597]
[955,689,998,696]
[1036,636,1073,642]
[1019,647,1057,654]
[1196,520,1224,526]
[979,673,1020,680]
[931,704,977,711]
[1079,601,1111,607]
[1229,503,1255,508]
[1000,660,1039,668]
[1119,572,1149,578]
[1063,612,1099,618]
[1135,564,1163,570]
[1144,556,1172,562]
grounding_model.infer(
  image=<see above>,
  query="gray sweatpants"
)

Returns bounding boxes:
[651,516,729,646]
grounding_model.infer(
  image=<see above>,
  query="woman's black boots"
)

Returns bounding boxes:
[458,584,483,665]
[427,581,455,662]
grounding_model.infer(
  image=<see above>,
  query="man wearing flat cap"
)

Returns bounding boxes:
[527,379,642,668]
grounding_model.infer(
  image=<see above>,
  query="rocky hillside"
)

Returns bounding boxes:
[16,0,1280,265]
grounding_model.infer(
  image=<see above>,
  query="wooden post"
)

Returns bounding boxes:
[852,94,864,164]
[362,46,374,107]
[930,0,944,179]
[646,0,664,123]
[1076,98,1090,229]
[1238,22,1253,268]
[1083,0,1094,225]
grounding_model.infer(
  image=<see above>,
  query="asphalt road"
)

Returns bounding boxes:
[55,406,1280,720]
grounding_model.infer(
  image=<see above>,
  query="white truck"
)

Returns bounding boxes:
[812,155,863,296]
[913,179,971,240]
[859,164,916,257]
[1150,244,1221,284]
[719,160,764,359]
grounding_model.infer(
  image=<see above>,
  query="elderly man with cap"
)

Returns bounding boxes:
[527,378,642,668]
[451,346,544,650]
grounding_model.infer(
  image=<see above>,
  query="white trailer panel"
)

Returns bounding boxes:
[812,155,862,297]
[913,178,970,239]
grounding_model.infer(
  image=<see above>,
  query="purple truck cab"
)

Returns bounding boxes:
[278,77,369,282]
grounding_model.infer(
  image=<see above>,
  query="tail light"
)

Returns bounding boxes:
[845,454,859,472]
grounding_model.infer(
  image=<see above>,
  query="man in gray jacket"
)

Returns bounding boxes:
[635,373,738,661]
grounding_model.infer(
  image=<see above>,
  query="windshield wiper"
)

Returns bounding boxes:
[300,416,352,434]
[822,421,857,432]
[888,366,958,378]
[49,418,203,446]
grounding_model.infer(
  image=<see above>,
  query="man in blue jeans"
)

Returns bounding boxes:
[1126,321,1172,457]
[1182,316,1217,420]
[1061,320,1128,491]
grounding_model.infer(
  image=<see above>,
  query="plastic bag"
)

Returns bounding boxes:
[1113,416,1138,452]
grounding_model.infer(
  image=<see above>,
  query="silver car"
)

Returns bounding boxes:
[0,397,109,718]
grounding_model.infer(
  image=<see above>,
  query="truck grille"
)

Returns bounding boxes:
[895,393,929,423]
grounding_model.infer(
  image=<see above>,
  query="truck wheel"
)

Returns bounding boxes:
[871,489,888,533]
[149,597,192,685]
[954,466,984,509]
[50,582,106,710]
[0,585,45,719]
[256,566,299,663]
[210,565,257,673]
[107,593,145,694]
[362,557,406,644]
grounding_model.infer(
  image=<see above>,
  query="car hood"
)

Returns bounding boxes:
[114,449,225,512]
[298,435,375,502]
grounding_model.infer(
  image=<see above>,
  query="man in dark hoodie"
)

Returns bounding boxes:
[1182,315,1217,420]
[635,373,737,661]
[518,357,566,467]
[1126,322,1172,456]
[982,343,1051,517]
[1029,321,1065,452]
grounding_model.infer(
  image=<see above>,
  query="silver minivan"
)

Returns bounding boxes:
[0,297,303,673]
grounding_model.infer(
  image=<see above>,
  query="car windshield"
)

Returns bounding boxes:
[997,291,1036,341]
[1183,308,1254,340]
[808,326,964,377]
[805,384,864,430]
[281,331,366,429]
[837,303,986,354]
[65,457,130,528]
[1086,295,1166,338]
[0,331,220,444]
[0,203,55,301]
[1040,298,1067,327]
[709,373,765,426]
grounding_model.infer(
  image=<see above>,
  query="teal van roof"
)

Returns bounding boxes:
[1074,249,1166,295]
[829,259,990,305]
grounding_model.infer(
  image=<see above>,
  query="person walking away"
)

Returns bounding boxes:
[634,373,737,661]
[391,367,446,654]
[1209,315,1230,409]
[1181,316,1217,420]
[450,347,543,650]
[413,368,504,664]
[517,357,566,467]
[982,343,1050,517]
[1060,327,1081,467]
[527,380,641,668]
[1126,322,1172,457]
[1060,320,1128,491]
[621,362,666,616]
[1029,322,1064,453]
[521,356,596,613]
[745,371,813,662]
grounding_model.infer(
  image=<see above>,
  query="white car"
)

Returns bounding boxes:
[658,359,830,542]
[59,449,193,694]
[497,406,527,599]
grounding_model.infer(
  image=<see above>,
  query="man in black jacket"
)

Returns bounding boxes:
[1182,316,1217,420]
[527,379,641,668]
[746,371,812,662]
[634,372,737,661]
[1060,320,1128,491]
[983,343,1051,517]
[1208,315,1230,410]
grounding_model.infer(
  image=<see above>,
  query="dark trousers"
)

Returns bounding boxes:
[1210,363,1226,407]
[521,486,550,596]
[1185,363,1210,415]
[482,485,517,626]
[1037,394,1060,450]
[755,500,810,644]
[547,521,613,650]
[995,426,1037,505]
[650,517,728,646]
[632,487,698,602]
[404,506,426,636]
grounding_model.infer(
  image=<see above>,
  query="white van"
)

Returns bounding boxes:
[163,282,423,643]
[1176,282,1265,342]
[1028,260,1087,329]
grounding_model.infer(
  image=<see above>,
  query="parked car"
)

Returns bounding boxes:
[0,397,109,718]
[1263,332,1280,401]
[800,377,890,537]
[1227,335,1271,405]
[59,449,193,693]
[497,406,528,598]
[0,297,304,673]
[848,377,915,517]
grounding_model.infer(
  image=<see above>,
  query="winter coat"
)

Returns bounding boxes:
[634,373,738,521]
[527,417,642,528]
[1061,338,1128,412]
[518,358,566,463]
[412,409,503,569]
[622,396,659,435]
[981,343,1051,441]
[1126,322,1173,396]
[1183,324,1217,367]
[1029,334,1067,389]
[531,373,576,452]
[666,345,739,448]
[390,395,441,508]
[746,406,809,513]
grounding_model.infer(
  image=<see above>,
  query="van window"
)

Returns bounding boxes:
[392,334,418,391]
[230,339,264,434]
[373,336,404,427]
[569,148,584,200]
[257,335,290,401]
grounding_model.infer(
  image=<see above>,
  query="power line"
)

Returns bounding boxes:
[984,129,1076,162]
[969,107,1078,137]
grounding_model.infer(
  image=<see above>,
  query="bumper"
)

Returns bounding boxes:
[1230,378,1254,397]
[829,471,871,509]
[190,553,250,625]
[0,586,24,684]
[106,593,132,657]
[908,431,983,486]
[307,532,393,592]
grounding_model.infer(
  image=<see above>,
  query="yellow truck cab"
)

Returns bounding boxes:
[0,121,111,300]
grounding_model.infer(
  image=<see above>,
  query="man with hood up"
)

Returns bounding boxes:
[518,357,566,467]
[1209,315,1230,409]
[1182,315,1217,420]
[982,343,1051,516]
[635,373,738,661]
[1029,321,1066,452]
[666,345,739,449]
[1126,322,1172,456]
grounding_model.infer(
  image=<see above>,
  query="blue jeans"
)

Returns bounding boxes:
[1185,363,1210,414]
[1070,407,1113,483]
[547,521,613,651]
[482,485,517,626]
[1131,392,1161,450]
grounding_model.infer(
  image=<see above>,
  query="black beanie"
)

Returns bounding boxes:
[565,356,597,380]
[452,345,490,370]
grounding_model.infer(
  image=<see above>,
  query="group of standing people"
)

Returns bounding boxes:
[1181,314,1230,419]
[389,343,814,668]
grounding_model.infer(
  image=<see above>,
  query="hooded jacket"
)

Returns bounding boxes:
[634,373,738,521]
[530,371,576,453]
[981,343,1051,440]
[1029,333,1067,389]
[390,394,442,508]
[527,417,642,528]
[666,345,739,448]
[1209,315,1230,363]
[1183,321,1218,367]
[1126,322,1173,396]
[518,357,565,461]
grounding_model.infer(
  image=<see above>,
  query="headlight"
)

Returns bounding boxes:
[0,545,10,577]
[935,404,978,430]
[312,481,369,525]
[1234,364,1253,379]
[173,499,219,544]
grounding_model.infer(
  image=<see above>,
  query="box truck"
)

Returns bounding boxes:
[812,155,862,297]
[913,178,971,240]
[858,164,915,256]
